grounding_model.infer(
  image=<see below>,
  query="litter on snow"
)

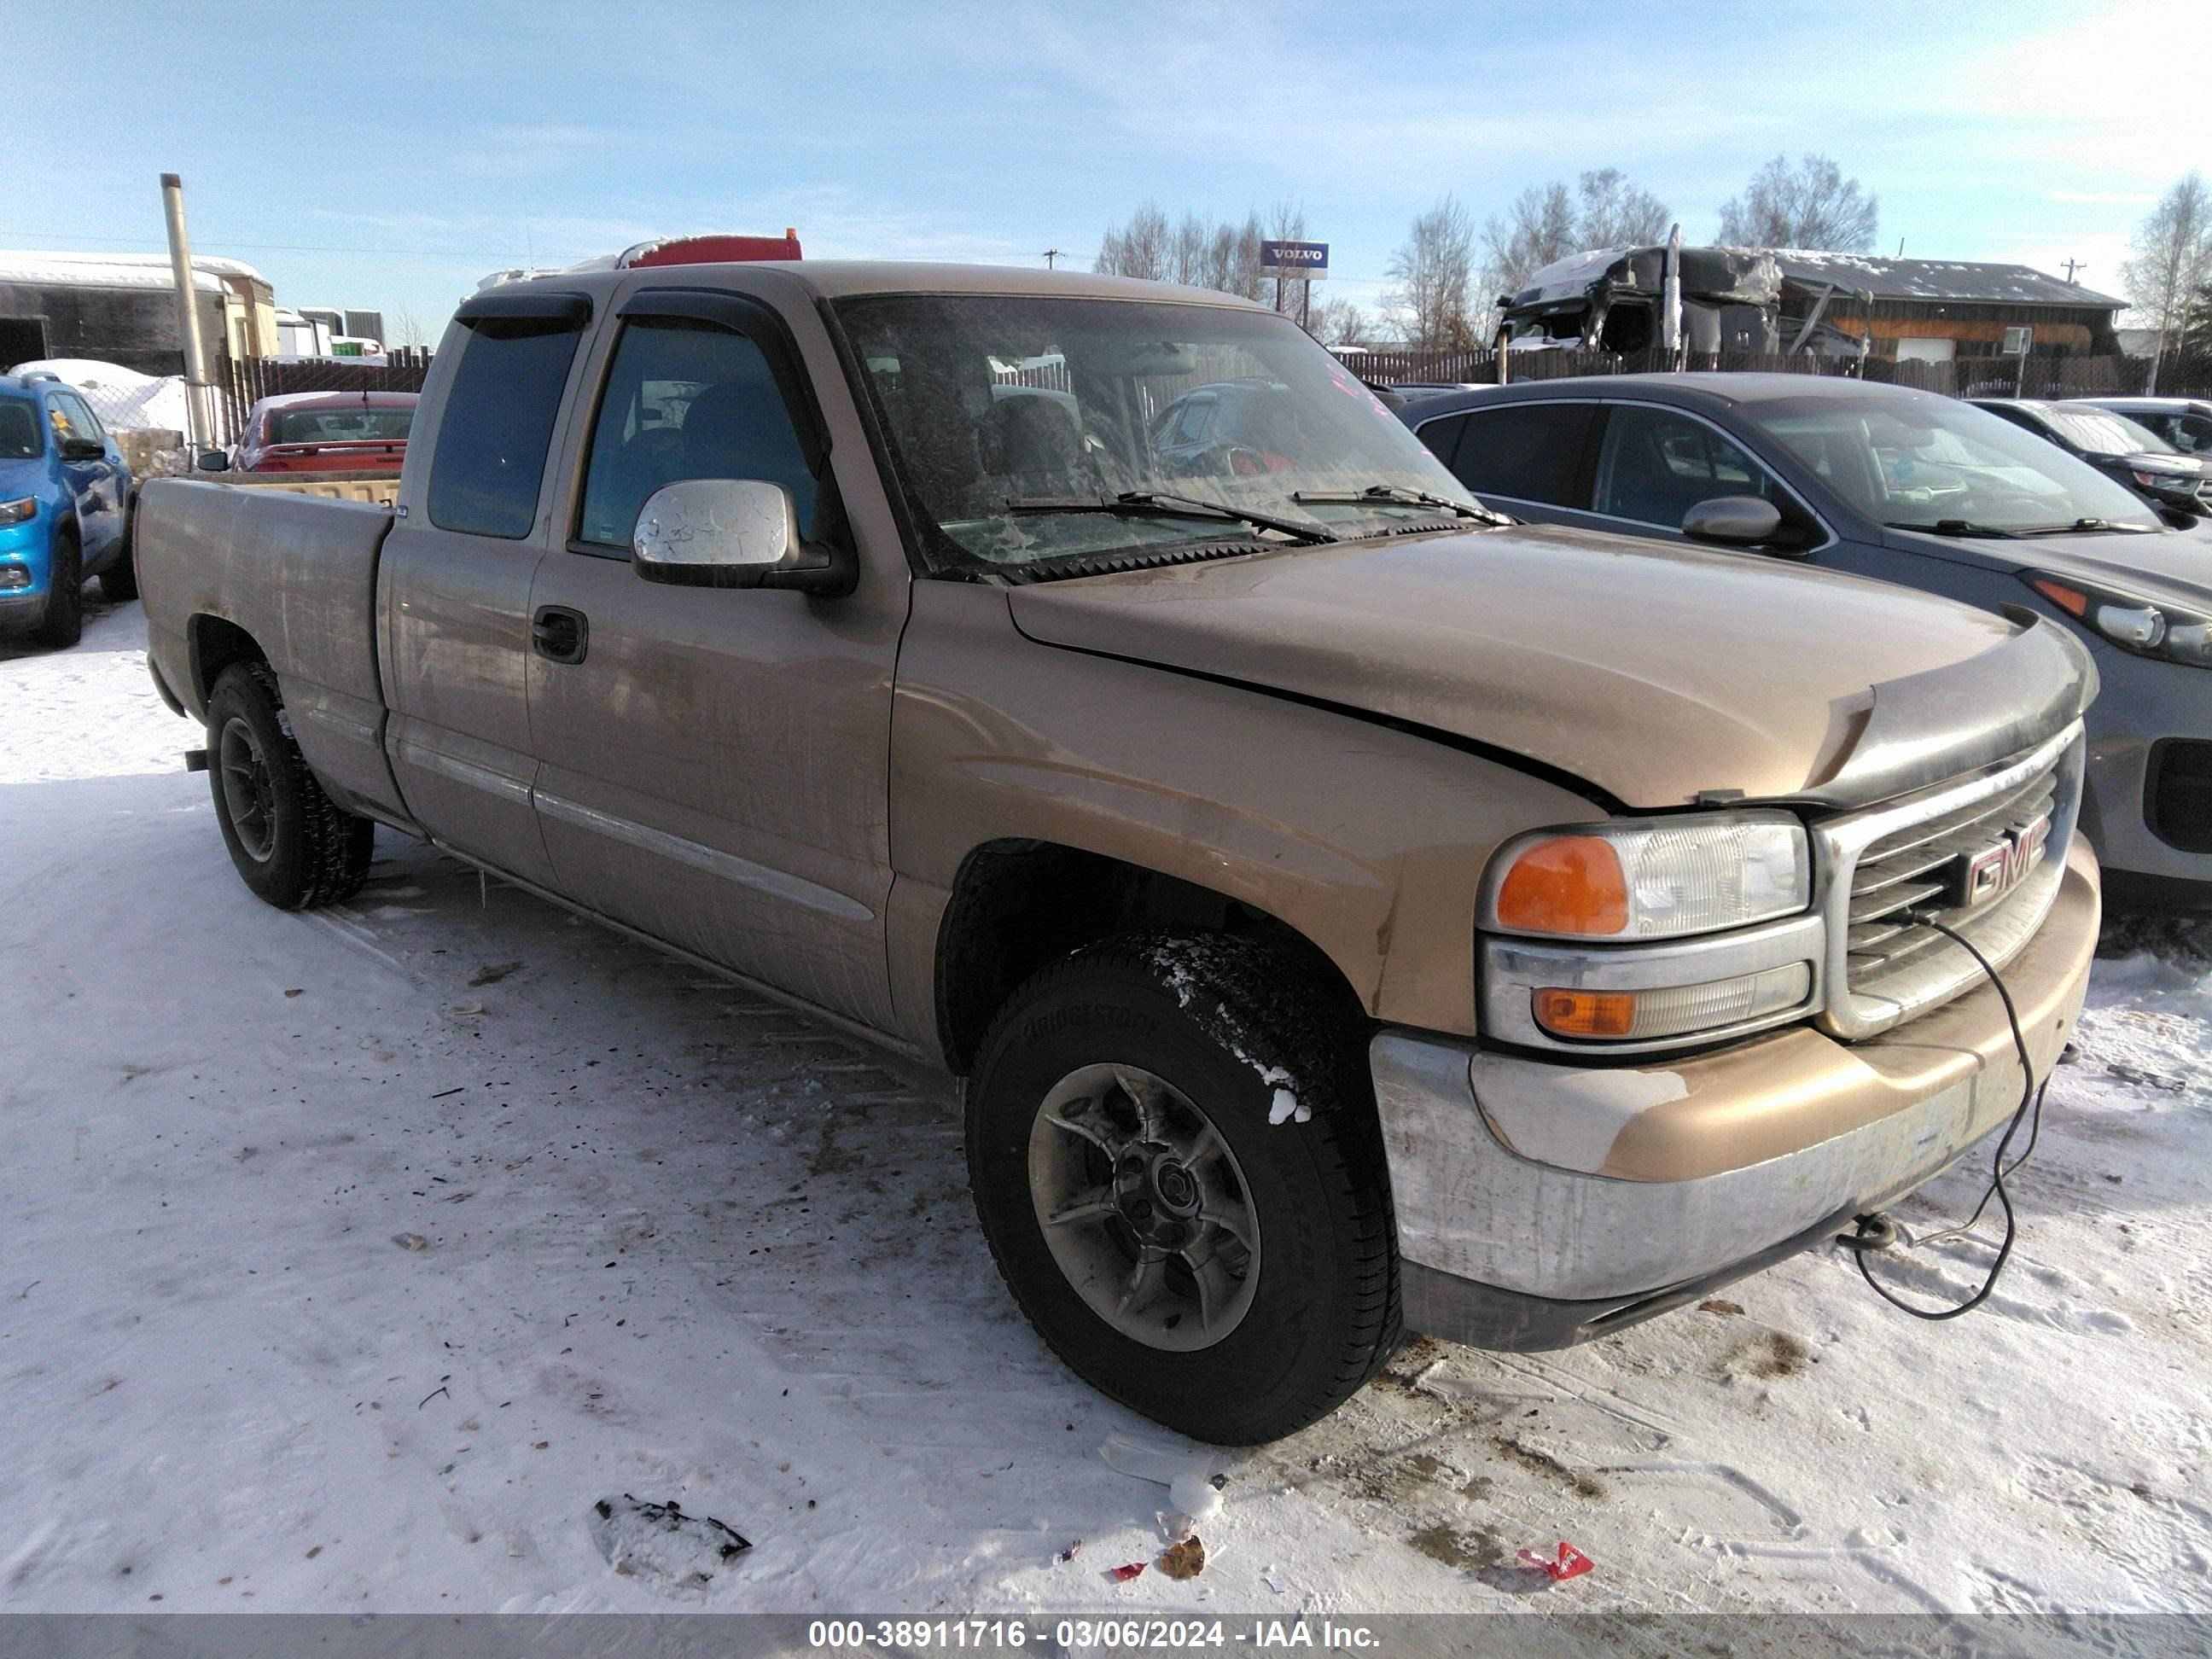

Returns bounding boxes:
[1159,1535,1207,1581]
[1108,1562,1146,1583]
[1517,1542,1593,1582]
[588,1495,751,1592]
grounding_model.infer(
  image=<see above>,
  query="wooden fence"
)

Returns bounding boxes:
[210,346,436,445]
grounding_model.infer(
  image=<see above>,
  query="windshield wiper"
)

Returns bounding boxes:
[1006,491,1338,545]
[1886,518,2024,538]
[1293,484,1512,526]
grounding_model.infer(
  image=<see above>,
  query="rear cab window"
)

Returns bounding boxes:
[428,299,591,538]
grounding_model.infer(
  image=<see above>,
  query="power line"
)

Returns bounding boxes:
[0,228,575,260]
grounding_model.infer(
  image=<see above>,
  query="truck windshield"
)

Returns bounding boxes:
[0,399,38,459]
[1750,395,2162,534]
[832,294,1488,570]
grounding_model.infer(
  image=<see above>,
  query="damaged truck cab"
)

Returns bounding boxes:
[136,260,2099,1444]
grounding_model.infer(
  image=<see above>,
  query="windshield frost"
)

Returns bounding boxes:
[833,294,1486,569]
[1753,395,2161,533]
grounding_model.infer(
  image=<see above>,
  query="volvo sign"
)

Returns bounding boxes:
[1259,240,1329,280]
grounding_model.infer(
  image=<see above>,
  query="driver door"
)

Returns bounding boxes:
[526,282,906,1032]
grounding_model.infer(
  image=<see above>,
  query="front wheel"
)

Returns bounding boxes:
[30,532,83,648]
[967,932,1400,1444]
[206,662,375,909]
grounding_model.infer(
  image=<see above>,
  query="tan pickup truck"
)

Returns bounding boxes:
[137,261,2101,1443]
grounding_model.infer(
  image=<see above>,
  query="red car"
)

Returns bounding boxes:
[230,391,417,474]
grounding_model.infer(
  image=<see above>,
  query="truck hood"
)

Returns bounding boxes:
[1006,524,2094,811]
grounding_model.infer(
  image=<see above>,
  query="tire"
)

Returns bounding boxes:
[206,661,375,909]
[99,498,140,602]
[30,530,83,648]
[967,931,1400,1444]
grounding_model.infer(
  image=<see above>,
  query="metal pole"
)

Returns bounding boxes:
[1661,224,1685,370]
[160,172,212,453]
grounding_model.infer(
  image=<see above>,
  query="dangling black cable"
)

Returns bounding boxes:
[1840,913,2053,1321]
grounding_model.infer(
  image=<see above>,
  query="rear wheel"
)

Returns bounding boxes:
[967,932,1400,1444]
[206,662,375,909]
[98,497,140,602]
[30,531,83,648]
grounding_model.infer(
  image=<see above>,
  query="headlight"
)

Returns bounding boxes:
[1477,812,1820,1052]
[0,497,36,527]
[2027,573,2212,667]
[1480,812,1811,942]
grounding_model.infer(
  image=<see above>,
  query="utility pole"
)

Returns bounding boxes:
[1041,248,1064,270]
[2062,259,2086,283]
[160,172,212,454]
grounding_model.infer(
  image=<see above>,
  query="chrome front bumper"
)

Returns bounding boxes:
[1374,840,2099,1347]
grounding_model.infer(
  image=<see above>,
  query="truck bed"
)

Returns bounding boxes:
[136,479,407,824]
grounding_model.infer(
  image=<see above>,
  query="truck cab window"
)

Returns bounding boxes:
[577,320,818,550]
[427,318,583,538]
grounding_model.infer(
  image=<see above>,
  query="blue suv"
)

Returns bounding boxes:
[0,371,135,648]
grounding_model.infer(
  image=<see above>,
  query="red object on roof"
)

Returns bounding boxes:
[622,230,802,268]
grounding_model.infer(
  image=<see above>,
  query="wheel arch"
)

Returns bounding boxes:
[932,837,1368,1077]
[188,614,271,707]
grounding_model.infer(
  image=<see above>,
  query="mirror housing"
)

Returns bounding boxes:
[60,437,107,461]
[632,478,853,594]
[195,451,231,473]
[1682,494,1788,550]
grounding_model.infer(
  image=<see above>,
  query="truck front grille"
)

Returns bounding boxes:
[1813,726,2082,1040]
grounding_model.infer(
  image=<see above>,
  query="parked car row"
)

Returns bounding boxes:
[1972,398,2212,522]
[0,369,136,648]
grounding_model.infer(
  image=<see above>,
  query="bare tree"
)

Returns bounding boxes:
[1716,154,1879,250]
[394,309,431,351]
[1307,296,1369,346]
[1095,200,1173,280]
[2121,172,2212,362]
[1575,167,1673,249]
[1477,168,1672,313]
[1098,201,1271,300]
[1383,195,1479,352]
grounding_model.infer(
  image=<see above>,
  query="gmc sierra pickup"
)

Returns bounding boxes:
[137,259,2101,1443]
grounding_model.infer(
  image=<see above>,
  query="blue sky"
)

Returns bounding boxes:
[6,0,2204,340]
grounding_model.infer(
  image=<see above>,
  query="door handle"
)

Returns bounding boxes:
[531,605,589,665]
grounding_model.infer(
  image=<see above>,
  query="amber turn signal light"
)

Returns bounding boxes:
[2029,577,2088,617]
[1493,835,1630,937]
[1531,987,1639,1039]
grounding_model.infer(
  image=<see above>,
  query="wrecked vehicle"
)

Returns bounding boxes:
[137,259,2099,1443]
[1504,242,1869,357]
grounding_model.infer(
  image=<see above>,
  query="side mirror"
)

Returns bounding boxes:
[61,437,107,461]
[632,478,852,594]
[196,451,231,473]
[1682,494,1787,549]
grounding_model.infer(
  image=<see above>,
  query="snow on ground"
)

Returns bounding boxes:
[2,600,2209,1618]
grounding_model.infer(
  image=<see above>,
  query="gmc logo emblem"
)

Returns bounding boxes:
[1952,813,2052,908]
